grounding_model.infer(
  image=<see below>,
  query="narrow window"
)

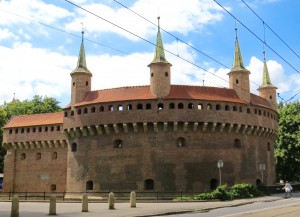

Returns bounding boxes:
[73,82,75,86]
[57,126,60,131]
[225,105,230,111]
[108,105,114,112]
[33,127,36,132]
[263,111,266,116]
[188,103,194,109]
[239,107,243,112]
[51,184,56,192]
[86,180,93,190]
[9,129,12,134]
[91,107,96,113]
[71,111,74,116]
[51,126,54,131]
[258,110,262,116]
[99,106,104,112]
[36,152,42,160]
[77,109,82,115]
[86,81,89,86]
[178,103,184,109]
[15,129,18,134]
[267,143,271,151]
[233,106,237,111]
[165,72,168,77]
[177,137,186,147]
[83,108,88,114]
[39,127,42,132]
[45,127,48,132]
[158,103,164,110]
[236,79,239,84]
[127,104,132,111]
[207,104,212,110]
[71,143,77,152]
[254,109,257,114]
[234,139,241,148]
[64,112,68,117]
[21,153,26,160]
[151,73,154,77]
[118,105,123,111]
[216,104,221,110]
[26,128,30,133]
[145,179,154,190]
[146,103,152,109]
[270,95,272,100]
[169,103,175,109]
[21,128,24,133]
[198,104,203,110]
[114,139,123,148]
[137,104,143,110]
[52,152,58,160]
[247,108,251,114]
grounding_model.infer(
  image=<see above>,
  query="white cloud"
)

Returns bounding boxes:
[0,28,17,40]
[65,0,225,40]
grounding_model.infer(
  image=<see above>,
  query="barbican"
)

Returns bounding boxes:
[2,18,278,193]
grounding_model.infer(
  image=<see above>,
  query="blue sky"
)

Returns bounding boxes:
[0,0,299,107]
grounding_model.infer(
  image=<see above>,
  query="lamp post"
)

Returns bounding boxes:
[217,160,224,186]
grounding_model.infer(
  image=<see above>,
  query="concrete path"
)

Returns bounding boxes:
[0,193,296,217]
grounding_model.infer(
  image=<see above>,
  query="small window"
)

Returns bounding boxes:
[73,82,75,86]
[263,111,266,116]
[177,137,186,147]
[169,103,175,109]
[39,127,42,132]
[270,95,272,100]
[239,107,243,112]
[21,153,26,160]
[91,107,96,113]
[51,126,54,131]
[267,112,270,117]
[77,109,82,115]
[9,129,12,134]
[158,103,164,110]
[267,143,271,151]
[247,108,251,114]
[118,105,123,111]
[151,73,154,77]
[26,128,30,133]
[258,110,262,116]
[234,139,241,148]
[52,152,58,160]
[165,72,168,77]
[114,139,123,148]
[99,106,104,112]
[45,127,48,132]
[137,104,143,110]
[64,112,68,117]
[71,143,77,152]
[33,127,36,132]
[216,104,221,110]
[51,184,56,192]
[178,103,184,109]
[207,104,212,110]
[84,108,88,114]
[225,105,230,111]
[21,128,24,133]
[254,109,257,114]
[36,152,42,160]
[57,126,60,131]
[144,179,154,190]
[188,103,194,109]
[15,129,19,134]
[146,103,152,109]
[236,79,239,84]
[198,104,203,110]
[71,111,75,116]
[233,106,237,111]
[127,104,132,111]
[86,180,93,190]
[86,81,89,86]
[108,105,114,112]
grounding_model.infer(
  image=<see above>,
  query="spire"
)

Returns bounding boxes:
[232,28,245,71]
[261,51,275,88]
[71,31,91,75]
[150,17,169,65]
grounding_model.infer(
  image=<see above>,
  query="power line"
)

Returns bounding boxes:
[212,0,300,75]
[241,0,300,61]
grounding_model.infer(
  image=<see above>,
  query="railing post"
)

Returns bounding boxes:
[130,191,136,208]
[156,190,158,200]
[49,194,56,215]
[108,192,115,210]
[44,191,46,200]
[11,196,19,217]
[82,193,88,212]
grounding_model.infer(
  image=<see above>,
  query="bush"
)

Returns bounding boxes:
[231,184,260,199]
[193,185,233,201]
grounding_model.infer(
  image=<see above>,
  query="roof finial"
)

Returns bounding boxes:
[157,16,160,29]
[81,22,84,41]
[232,25,245,70]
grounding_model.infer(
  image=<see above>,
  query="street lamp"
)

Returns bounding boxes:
[217,160,224,186]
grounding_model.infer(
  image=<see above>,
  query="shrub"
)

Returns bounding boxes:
[193,185,233,201]
[230,183,263,199]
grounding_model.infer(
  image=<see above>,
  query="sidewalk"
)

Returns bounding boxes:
[0,193,296,217]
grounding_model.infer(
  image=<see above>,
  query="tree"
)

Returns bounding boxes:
[0,95,62,172]
[275,101,300,182]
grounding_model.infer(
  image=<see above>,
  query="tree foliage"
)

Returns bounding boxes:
[0,95,62,172]
[275,101,300,182]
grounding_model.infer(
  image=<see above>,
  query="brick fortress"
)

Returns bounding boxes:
[2,19,278,193]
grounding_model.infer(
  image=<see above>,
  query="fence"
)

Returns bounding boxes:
[0,190,197,201]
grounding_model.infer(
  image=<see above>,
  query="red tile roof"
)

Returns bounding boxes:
[250,93,271,108]
[74,85,245,107]
[3,112,64,129]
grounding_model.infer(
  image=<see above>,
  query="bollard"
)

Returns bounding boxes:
[82,193,88,212]
[49,194,56,215]
[130,191,136,208]
[11,196,19,217]
[108,192,115,210]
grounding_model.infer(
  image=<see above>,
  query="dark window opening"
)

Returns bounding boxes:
[71,143,77,152]
[233,106,237,111]
[165,72,168,77]
[169,103,175,109]
[21,128,24,133]
[263,111,266,116]
[127,104,132,111]
[86,81,89,86]
[73,82,75,86]
[33,127,36,132]
[84,108,88,114]
[108,105,114,112]
[177,137,186,147]
[45,127,48,132]
[99,106,104,112]
[225,105,230,111]
[91,107,96,113]
[267,143,271,151]
[236,79,239,84]
[188,103,194,109]
[27,128,30,133]
[258,110,262,116]
[216,104,221,110]
[71,111,74,116]
[36,152,41,160]
[270,95,272,99]
[146,103,152,109]
[247,108,251,114]
[57,126,60,131]
[234,139,241,148]
[86,180,93,190]
[207,104,212,110]
[158,103,164,110]
[21,153,26,160]
[145,179,154,190]
[239,107,243,112]
[52,152,58,160]
[77,109,82,115]
[254,109,257,114]
[151,73,154,77]
[137,104,143,110]
[9,129,12,134]
[114,139,123,148]
[178,103,184,109]
[51,184,56,192]
[210,179,218,190]
[64,112,68,117]
[50,126,54,131]
[39,127,42,132]
[256,179,262,186]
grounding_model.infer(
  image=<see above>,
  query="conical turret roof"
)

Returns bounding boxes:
[232,29,246,71]
[260,52,276,89]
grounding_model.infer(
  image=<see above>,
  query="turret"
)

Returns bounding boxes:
[70,31,92,107]
[228,29,250,103]
[258,52,277,111]
[148,17,172,98]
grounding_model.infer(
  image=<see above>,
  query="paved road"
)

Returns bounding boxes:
[0,193,297,217]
